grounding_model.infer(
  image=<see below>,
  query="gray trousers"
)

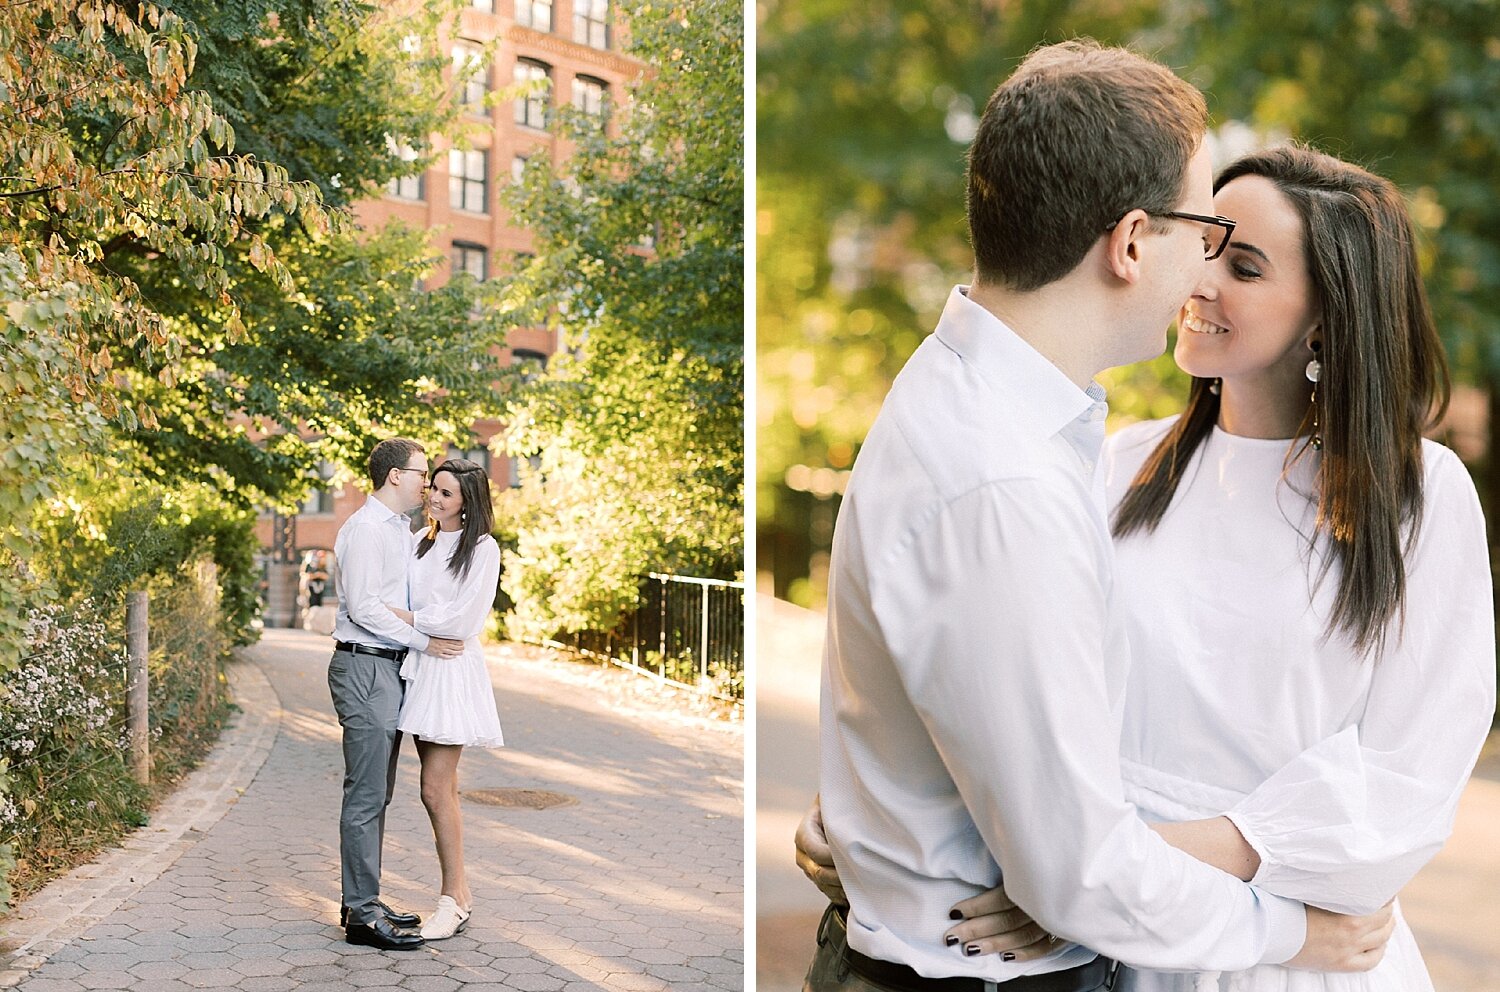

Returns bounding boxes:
[327,647,405,925]
[805,903,909,992]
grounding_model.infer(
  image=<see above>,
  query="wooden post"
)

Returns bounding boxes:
[126,590,150,785]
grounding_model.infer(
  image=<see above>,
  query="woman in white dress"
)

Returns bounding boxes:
[802,146,1496,990]
[384,457,504,940]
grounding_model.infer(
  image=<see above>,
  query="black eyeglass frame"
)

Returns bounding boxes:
[1105,210,1237,260]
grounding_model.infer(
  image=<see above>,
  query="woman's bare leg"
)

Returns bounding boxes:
[416,738,471,909]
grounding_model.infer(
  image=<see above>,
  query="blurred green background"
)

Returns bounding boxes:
[757,0,1500,610]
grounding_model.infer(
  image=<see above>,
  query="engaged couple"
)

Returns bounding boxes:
[796,40,1495,992]
[327,437,505,951]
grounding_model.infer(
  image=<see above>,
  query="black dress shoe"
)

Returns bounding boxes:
[345,917,425,950]
[341,900,422,928]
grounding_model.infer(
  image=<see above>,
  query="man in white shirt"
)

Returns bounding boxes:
[328,437,464,950]
[806,41,1391,992]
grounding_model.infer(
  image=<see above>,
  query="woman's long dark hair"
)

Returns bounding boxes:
[416,458,496,579]
[1112,145,1450,657]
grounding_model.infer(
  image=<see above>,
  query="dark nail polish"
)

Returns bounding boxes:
[945,935,959,947]
[1002,952,1016,962]
[965,945,980,957]
[948,909,964,920]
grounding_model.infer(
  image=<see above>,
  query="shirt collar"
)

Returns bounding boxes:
[362,495,408,525]
[933,285,1104,440]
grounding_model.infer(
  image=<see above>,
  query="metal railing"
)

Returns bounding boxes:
[548,572,744,702]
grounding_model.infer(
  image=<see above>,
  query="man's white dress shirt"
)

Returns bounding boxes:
[819,286,1306,982]
[333,497,431,653]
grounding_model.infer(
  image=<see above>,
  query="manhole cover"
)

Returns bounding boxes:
[463,788,577,810]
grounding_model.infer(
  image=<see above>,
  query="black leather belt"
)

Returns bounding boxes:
[334,641,408,662]
[847,949,1116,992]
[823,905,1117,992]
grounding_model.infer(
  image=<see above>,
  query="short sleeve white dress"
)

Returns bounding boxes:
[396,529,506,748]
[1103,418,1495,992]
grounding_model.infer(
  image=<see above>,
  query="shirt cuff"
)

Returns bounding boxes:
[1223,810,1274,886]
[403,628,431,653]
[1254,890,1307,965]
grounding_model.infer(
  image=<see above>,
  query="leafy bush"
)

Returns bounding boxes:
[0,471,246,906]
[0,603,149,906]
[36,472,261,646]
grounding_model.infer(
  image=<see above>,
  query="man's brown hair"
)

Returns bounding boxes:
[966,39,1208,291]
[368,437,425,491]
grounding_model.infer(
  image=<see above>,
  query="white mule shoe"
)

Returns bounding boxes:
[419,895,471,940]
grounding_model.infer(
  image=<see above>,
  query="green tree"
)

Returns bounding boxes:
[497,0,744,639]
[83,0,489,506]
[1175,0,1500,521]
[125,220,504,509]
[756,0,1163,603]
[158,0,458,209]
[759,1,1500,609]
[1,1,335,665]
[0,0,331,906]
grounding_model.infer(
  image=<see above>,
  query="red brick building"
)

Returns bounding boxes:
[255,0,643,625]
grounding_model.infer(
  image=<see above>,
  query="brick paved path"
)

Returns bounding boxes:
[2,628,744,992]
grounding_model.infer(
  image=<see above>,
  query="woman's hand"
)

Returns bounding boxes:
[945,884,1059,961]
[384,603,414,625]
[794,796,848,907]
[1286,902,1396,973]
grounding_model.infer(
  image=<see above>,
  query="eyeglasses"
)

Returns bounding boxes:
[393,467,429,486]
[1106,210,1237,260]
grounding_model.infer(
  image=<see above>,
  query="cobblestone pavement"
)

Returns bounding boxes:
[2,628,744,992]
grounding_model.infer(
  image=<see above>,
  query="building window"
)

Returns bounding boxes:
[444,444,492,474]
[470,0,493,10]
[513,59,550,129]
[638,221,660,251]
[300,488,336,516]
[386,141,424,200]
[451,241,488,282]
[506,453,543,488]
[511,155,528,184]
[452,42,488,114]
[502,249,535,279]
[300,463,338,515]
[511,347,548,377]
[448,149,489,213]
[572,75,608,119]
[574,0,608,49]
[515,0,552,31]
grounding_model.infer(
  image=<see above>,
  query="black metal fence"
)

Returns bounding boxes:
[549,572,744,702]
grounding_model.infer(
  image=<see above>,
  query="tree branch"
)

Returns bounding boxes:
[0,182,63,198]
[0,80,97,126]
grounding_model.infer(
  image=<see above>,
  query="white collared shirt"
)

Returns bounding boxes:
[819,286,1306,981]
[332,496,431,653]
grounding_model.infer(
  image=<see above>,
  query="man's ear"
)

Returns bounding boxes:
[1105,209,1150,285]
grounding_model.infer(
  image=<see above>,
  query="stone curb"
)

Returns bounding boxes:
[0,654,281,987]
